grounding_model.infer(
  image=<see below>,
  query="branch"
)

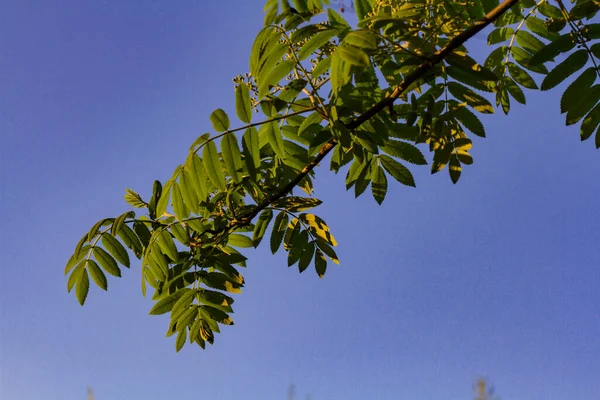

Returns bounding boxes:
[227,0,521,231]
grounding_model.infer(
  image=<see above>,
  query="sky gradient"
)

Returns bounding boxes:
[1,1,599,400]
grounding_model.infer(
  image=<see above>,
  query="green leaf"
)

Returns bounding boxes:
[315,239,340,265]
[541,50,589,91]
[287,229,308,267]
[65,245,90,275]
[149,290,188,315]
[449,154,462,184]
[259,60,296,98]
[344,30,377,49]
[87,260,108,291]
[529,34,576,66]
[298,111,324,137]
[580,103,600,141]
[273,196,322,212]
[179,169,199,213]
[171,289,196,321]
[297,28,339,60]
[487,27,514,45]
[111,211,134,236]
[591,43,600,60]
[453,107,486,137]
[235,84,252,124]
[221,132,243,183]
[566,85,600,125]
[171,182,190,221]
[156,181,172,218]
[503,78,526,105]
[124,188,147,208]
[526,16,559,41]
[76,269,90,306]
[94,247,121,277]
[210,109,230,132]
[87,218,110,242]
[515,30,545,54]
[133,221,152,248]
[170,222,189,246]
[445,53,498,82]
[539,3,562,19]
[371,161,387,205]
[314,248,327,278]
[253,209,273,247]
[175,328,187,352]
[379,154,415,187]
[242,127,261,177]
[119,225,143,258]
[148,180,162,219]
[507,62,538,89]
[203,141,226,191]
[300,213,337,246]
[381,140,427,165]
[447,82,494,114]
[157,229,179,261]
[298,241,315,273]
[560,67,597,114]
[101,233,130,267]
[67,261,85,292]
[512,46,548,74]
[263,120,286,160]
[228,234,253,248]
[270,211,289,254]
[188,154,208,202]
[338,45,370,67]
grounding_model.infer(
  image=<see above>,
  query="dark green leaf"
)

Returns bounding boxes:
[270,211,289,254]
[379,154,415,187]
[381,140,427,165]
[253,209,273,247]
[566,85,600,125]
[371,161,387,205]
[314,248,327,278]
[507,62,538,89]
[453,107,486,137]
[561,67,597,114]
[541,50,589,91]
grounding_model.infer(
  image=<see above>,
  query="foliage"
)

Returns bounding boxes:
[65,0,600,351]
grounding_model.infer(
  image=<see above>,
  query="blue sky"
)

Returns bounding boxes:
[1,1,599,400]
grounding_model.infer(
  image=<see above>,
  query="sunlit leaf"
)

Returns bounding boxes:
[235,84,252,124]
[203,141,226,190]
[87,260,107,291]
[210,109,230,132]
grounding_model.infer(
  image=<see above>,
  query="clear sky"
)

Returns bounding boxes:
[1,1,599,400]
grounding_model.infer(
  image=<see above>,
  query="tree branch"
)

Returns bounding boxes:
[227,0,520,231]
